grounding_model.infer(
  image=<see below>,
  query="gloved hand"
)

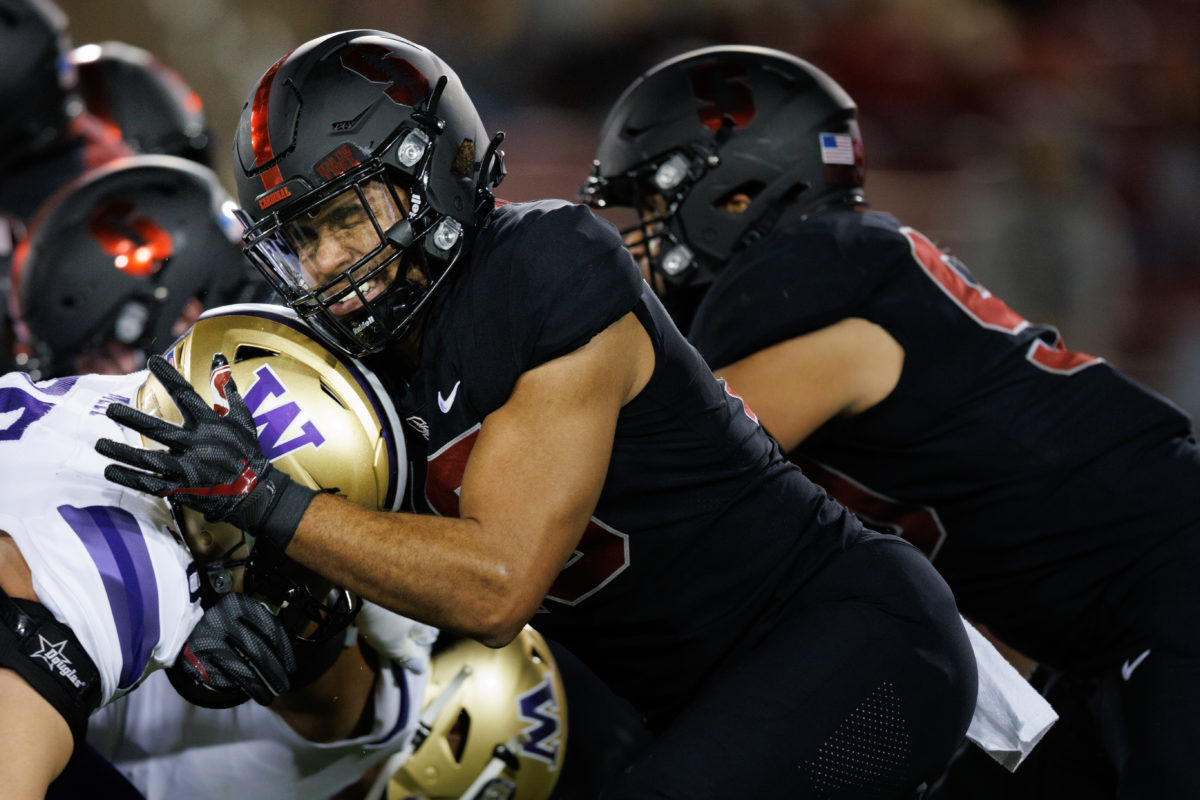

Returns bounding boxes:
[168,591,297,708]
[95,353,315,551]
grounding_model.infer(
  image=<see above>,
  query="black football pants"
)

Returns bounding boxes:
[602,533,977,799]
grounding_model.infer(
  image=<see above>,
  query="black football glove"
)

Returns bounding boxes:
[95,353,315,551]
[167,591,297,708]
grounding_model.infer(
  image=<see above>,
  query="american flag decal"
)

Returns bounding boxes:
[819,132,855,165]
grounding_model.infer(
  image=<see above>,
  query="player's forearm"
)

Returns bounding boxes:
[286,493,536,645]
[0,669,73,799]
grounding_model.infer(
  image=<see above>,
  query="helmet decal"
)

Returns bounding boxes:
[88,197,173,277]
[249,51,292,192]
[239,364,328,460]
[205,333,329,465]
[339,44,431,107]
[313,143,363,182]
[689,61,756,132]
[516,674,564,766]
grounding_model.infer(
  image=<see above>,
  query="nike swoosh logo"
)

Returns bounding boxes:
[1121,648,1151,681]
[437,381,461,414]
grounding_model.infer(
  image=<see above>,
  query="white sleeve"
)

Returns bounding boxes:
[88,658,429,800]
[0,372,204,706]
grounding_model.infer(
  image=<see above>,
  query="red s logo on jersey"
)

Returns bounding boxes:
[425,425,630,606]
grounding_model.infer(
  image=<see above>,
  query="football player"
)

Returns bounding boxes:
[9,154,273,378]
[0,211,21,374]
[0,304,418,799]
[581,45,1200,797]
[70,39,213,166]
[0,0,130,223]
[99,30,978,797]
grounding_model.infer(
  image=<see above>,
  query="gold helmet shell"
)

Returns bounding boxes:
[136,302,405,599]
[390,626,568,800]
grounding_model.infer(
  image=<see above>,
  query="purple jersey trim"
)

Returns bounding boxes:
[58,504,162,689]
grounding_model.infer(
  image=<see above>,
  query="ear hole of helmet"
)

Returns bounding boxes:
[232,344,279,362]
[447,708,471,762]
[713,181,765,212]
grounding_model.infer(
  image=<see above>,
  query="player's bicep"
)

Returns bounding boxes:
[714,317,903,452]
[460,312,653,599]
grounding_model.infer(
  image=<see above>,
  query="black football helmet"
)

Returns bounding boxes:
[0,0,77,175]
[11,154,267,378]
[0,212,23,372]
[71,40,213,165]
[233,29,506,358]
[582,45,865,318]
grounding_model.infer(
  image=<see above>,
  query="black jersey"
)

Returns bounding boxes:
[688,205,1200,671]
[387,199,862,723]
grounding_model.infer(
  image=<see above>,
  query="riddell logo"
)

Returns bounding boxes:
[31,635,87,688]
[258,185,292,210]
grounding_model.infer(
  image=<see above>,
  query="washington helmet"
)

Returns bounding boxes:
[389,627,567,800]
[137,302,406,701]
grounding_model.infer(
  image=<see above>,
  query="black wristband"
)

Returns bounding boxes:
[0,587,101,749]
[254,466,318,552]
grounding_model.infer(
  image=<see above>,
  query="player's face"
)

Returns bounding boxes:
[280,180,415,317]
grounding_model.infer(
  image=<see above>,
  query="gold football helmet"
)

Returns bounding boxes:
[136,302,406,676]
[389,626,568,800]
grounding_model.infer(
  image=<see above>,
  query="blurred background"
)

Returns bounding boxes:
[58,0,1200,414]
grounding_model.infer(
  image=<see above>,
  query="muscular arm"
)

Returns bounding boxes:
[713,317,904,452]
[0,533,73,799]
[287,311,656,646]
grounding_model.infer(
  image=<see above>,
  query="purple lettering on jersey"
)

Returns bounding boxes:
[240,365,327,460]
[58,504,162,690]
[516,675,562,764]
[0,386,53,441]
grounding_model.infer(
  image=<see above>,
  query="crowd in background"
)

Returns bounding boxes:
[56,0,1200,410]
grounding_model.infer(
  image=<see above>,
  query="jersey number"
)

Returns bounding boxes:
[902,227,1100,375]
[794,455,947,559]
[425,426,630,606]
[0,384,55,442]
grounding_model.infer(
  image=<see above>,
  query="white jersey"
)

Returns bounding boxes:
[0,370,202,707]
[88,653,428,800]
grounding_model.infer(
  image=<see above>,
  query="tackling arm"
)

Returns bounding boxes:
[0,534,73,800]
[289,311,655,645]
[714,317,904,451]
[99,312,655,647]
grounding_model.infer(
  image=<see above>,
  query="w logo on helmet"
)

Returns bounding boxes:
[516,675,563,765]
[240,365,326,460]
[689,61,756,132]
[340,44,430,107]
